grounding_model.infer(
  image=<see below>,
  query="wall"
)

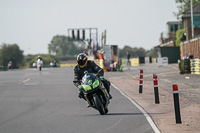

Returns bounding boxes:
[160,41,175,47]
[184,17,200,40]
[160,47,180,63]
[180,37,200,59]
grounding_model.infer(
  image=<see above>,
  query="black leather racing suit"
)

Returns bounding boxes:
[73,60,111,96]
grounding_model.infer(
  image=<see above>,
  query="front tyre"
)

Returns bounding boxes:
[104,106,108,114]
[93,95,105,115]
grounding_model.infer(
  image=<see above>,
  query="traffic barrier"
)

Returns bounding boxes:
[60,64,76,67]
[130,58,139,66]
[152,58,157,63]
[190,59,200,75]
[179,59,191,74]
[139,57,145,64]
[122,59,128,67]
[157,57,168,67]
[145,57,150,64]
[121,57,158,67]
[139,69,143,93]
[153,74,160,104]
[121,58,139,67]
[172,84,182,124]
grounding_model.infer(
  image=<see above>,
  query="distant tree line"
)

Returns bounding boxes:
[0,35,159,69]
[0,44,61,69]
[118,45,159,58]
[48,35,85,59]
[48,35,159,59]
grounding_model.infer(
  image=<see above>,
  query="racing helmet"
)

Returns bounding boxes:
[77,53,88,68]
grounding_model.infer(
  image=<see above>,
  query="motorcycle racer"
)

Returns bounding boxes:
[73,53,112,99]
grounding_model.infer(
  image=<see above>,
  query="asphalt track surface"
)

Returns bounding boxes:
[0,67,154,133]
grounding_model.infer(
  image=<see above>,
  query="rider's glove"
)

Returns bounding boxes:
[100,76,104,81]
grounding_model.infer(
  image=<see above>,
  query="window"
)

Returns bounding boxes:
[174,24,178,32]
[170,24,179,33]
[170,25,174,32]
[194,16,200,28]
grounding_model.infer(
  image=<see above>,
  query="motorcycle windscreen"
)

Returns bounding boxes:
[82,74,96,85]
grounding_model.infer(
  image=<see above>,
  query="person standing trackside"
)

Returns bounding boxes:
[127,51,131,66]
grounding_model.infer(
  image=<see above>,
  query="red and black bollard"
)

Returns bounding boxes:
[139,69,143,93]
[173,84,182,124]
[153,74,160,104]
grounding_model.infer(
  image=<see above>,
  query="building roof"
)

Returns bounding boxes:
[167,21,181,25]
[178,2,200,19]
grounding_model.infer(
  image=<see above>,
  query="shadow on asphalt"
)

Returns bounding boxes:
[83,112,143,116]
[106,112,164,116]
[83,112,164,116]
[106,113,143,116]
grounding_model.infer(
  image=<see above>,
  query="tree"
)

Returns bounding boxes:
[48,35,85,56]
[133,47,146,57]
[176,29,186,46]
[146,47,159,58]
[122,45,135,57]
[175,0,200,16]
[119,46,147,58]
[27,54,58,68]
[0,44,24,68]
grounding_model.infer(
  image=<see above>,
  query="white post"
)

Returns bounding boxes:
[191,0,194,38]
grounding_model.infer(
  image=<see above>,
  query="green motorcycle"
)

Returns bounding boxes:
[80,70,110,115]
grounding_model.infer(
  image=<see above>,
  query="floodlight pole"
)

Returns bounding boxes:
[68,27,98,52]
[191,0,194,38]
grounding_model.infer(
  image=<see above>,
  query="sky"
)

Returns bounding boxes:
[0,0,178,55]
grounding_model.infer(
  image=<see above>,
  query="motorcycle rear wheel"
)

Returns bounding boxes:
[93,95,105,115]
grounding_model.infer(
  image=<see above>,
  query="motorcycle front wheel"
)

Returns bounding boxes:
[93,94,105,115]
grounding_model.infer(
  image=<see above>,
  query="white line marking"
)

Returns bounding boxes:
[97,117,123,133]
[111,83,161,133]
[23,78,30,83]
[172,67,178,70]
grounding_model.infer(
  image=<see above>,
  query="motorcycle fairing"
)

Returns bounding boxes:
[92,80,99,88]
[82,85,92,91]
[82,80,100,91]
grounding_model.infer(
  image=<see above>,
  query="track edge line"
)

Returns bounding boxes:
[111,83,161,133]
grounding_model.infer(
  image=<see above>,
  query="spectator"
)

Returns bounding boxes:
[127,51,131,66]
[188,53,193,60]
